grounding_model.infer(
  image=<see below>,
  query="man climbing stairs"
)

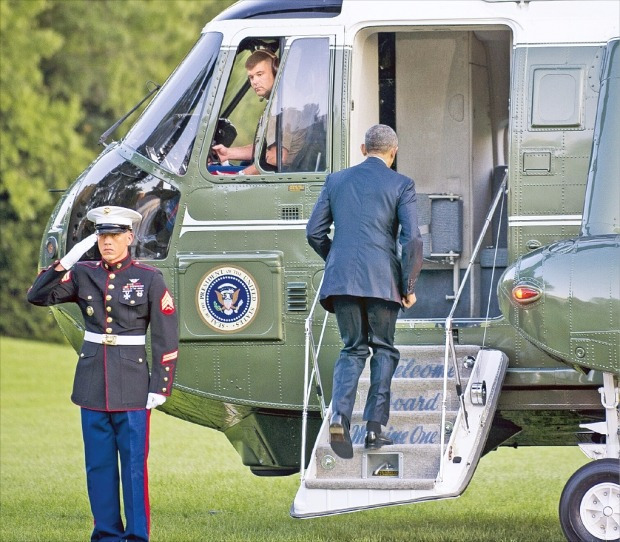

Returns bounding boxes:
[292,345,508,517]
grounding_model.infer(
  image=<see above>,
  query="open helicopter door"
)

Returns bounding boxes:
[291,346,508,518]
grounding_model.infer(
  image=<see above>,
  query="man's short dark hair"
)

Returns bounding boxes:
[365,124,398,154]
[245,50,278,72]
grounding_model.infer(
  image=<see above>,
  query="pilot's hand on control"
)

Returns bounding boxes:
[146,393,167,410]
[211,144,229,163]
[58,233,97,270]
[402,292,417,309]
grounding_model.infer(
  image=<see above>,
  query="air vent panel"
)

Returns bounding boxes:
[287,281,308,312]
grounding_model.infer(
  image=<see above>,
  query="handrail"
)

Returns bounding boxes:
[437,170,508,482]
[300,278,328,480]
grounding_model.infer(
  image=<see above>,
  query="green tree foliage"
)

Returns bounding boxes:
[0,0,89,341]
[39,0,226,148]
[0,0,233,341]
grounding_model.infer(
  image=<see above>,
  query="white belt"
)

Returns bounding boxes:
[84,331,146,346]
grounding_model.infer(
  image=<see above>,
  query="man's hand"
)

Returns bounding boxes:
[211,144,230,163]
[57,233,97,270]
[401,292,417,309]
[146,393,167,410]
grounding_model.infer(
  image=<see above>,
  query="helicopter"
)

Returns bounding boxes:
[36,1,618,539]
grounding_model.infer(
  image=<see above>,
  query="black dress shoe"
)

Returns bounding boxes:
[364,430,393,449]
[329,413,353,459]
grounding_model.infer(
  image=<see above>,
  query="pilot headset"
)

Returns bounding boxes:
[253,48,279,76]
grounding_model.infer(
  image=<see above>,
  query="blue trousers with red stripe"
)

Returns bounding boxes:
[81,408,150,542]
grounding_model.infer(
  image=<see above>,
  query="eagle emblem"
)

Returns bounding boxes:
[196,265,259,333]
[214,283,243,315]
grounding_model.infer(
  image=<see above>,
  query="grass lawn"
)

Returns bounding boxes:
[1,336,586,541]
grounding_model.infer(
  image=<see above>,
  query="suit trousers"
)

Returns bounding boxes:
[81,408,151,542]
[331,295,400,427]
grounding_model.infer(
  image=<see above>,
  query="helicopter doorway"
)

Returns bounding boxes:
[350,27,512,320]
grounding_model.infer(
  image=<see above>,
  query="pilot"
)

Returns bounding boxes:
[212,49,294,174]
[27,205,178,542]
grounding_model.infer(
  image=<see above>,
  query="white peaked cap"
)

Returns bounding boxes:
[86,206,142,233]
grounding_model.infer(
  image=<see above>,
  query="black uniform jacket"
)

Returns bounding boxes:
[28,253,178,411]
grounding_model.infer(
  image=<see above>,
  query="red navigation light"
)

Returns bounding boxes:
[512,284,542,305]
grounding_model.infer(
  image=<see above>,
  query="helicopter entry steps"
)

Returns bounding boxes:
[291,345,508,518]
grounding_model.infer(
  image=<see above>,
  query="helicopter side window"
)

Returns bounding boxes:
[207,39,283,175]
[125,32,223,176]
[207,36,330,175]
[260,37,330,173]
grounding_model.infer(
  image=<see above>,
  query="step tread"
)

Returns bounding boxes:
[316,442,442,453]
[305,477,436,490]
[315,444,441,480]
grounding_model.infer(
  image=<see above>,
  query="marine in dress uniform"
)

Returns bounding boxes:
[27,206,178,542]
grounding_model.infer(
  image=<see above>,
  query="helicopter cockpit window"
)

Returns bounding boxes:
[66,152,180,260]
[125,32,223,176]
[260,37,329,173]
[207,36,330,176]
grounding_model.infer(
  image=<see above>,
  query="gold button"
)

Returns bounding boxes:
[106,306,112,313]
[165,367,170,372]
[164,377,168,382]
[109,273,116,279]
[161,388,167,393]
[80,353,84,358]
[87,295,92,300]
[106,317,113,323]
[117,263,122,269]
[130,300,135,305]
[108,284,115,290]
[138,358,143,363]
[106,328,112,333]
[106,295,112,301]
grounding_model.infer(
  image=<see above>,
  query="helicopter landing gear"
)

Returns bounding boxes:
[559,458,620,542]
[559,372,619,541]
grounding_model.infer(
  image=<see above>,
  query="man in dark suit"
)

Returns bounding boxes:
[28,206,178,542]
[306,124,423,459]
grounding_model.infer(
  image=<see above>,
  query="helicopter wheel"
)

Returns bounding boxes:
[559,458,620,541]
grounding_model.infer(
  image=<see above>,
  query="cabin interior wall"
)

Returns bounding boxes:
[350,32,380,164]
[479,31,511,168]
[395,31,507,257]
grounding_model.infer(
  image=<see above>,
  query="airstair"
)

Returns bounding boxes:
[291,171,509,518]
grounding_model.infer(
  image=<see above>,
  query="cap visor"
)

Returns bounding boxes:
[95,224,131,234]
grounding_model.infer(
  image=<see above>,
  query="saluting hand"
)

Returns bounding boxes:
[402,292,417,309]
[57,233,98,271]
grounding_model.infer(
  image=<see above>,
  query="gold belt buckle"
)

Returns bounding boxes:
[102,334,118,346]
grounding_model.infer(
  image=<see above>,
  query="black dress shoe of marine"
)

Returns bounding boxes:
[364,430,393,449]
[329,413,353,459]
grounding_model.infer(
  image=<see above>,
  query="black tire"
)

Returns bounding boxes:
[559,458,620,542]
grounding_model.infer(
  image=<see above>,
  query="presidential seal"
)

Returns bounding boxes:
[196,266,259,332]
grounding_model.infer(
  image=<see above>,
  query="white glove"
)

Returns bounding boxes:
[146,393,167,410]
[59,233,97,269]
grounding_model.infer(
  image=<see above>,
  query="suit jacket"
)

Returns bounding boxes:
[27,253,178,411]
[306,156,423,312]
